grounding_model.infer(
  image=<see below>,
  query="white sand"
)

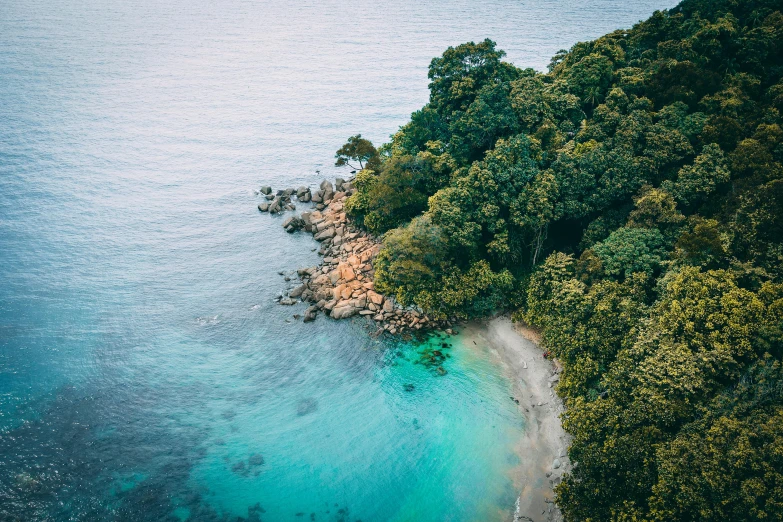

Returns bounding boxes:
[460,316,569,522]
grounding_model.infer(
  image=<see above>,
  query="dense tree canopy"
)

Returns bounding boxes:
[340,0,783,519]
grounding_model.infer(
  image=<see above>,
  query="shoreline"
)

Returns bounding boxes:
[261,177,455,334]
[461,317,568,522]
[259,180,569,521]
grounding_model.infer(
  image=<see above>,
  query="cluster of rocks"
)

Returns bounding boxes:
[256,177,356,218]
[261,177,455,335]
[256,186,301,214]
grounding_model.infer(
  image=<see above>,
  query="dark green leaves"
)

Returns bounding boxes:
[334,134,380,171]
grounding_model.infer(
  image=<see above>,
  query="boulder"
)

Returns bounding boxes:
[289,284,306,298]
[303,306,318,322]
[311,190,324,203]
[265,193,275,200]
[259,186,272,195]
[313,287,331,302]
[352,294,367,308]
[299,191,311,203]
[258,202,270,212]
[296,186,309,198]
[367,291,384,306]
[315,219,333,232]
[300,212,313,231]
[269,200,282,214]
[338,263,356,282]
[328,269,341,284]
[314,227,336,241]
[335,177,345,191]
[282,216,302,232]
[320,180,334,192]
[312,274,331,286]
[279,297,296,306]
[331,303,357,319]
[332,283,352,301]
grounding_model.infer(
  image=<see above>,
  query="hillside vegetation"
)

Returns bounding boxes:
[341,0,783,519]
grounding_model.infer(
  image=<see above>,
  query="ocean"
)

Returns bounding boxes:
[0,1,678,520]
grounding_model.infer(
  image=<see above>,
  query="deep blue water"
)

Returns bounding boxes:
[1,1,678,520]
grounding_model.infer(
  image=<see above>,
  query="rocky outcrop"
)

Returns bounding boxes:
[258,177,455,335]
[256,185,311,213]
[277,179,453,335]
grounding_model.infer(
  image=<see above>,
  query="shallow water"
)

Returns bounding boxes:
[1,0,677,520]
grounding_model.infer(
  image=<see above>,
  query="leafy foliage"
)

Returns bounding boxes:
[334,134,380,171]
[343,1,783,518]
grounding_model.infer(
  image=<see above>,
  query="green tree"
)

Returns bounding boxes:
[592,227,668,280]
[335,134,380,171]
[664,143,730,206]
[427,39,519,121]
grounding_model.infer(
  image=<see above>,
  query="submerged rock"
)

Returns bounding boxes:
[231,461,248,475]
[296,397,318,416]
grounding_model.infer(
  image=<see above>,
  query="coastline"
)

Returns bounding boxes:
[260,180,569,521]
[262,177,455,333]
[460,317,568,522]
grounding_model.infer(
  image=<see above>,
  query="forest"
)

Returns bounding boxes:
[339,0,783,519]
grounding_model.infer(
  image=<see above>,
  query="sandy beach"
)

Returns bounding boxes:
[460,316,569,522]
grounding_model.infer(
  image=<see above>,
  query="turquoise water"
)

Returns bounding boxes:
[0,0,678,520]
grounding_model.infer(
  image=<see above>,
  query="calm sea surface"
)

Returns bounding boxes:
[1,1,677,520]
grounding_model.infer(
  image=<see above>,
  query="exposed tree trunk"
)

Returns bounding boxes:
[531,224,548,266]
